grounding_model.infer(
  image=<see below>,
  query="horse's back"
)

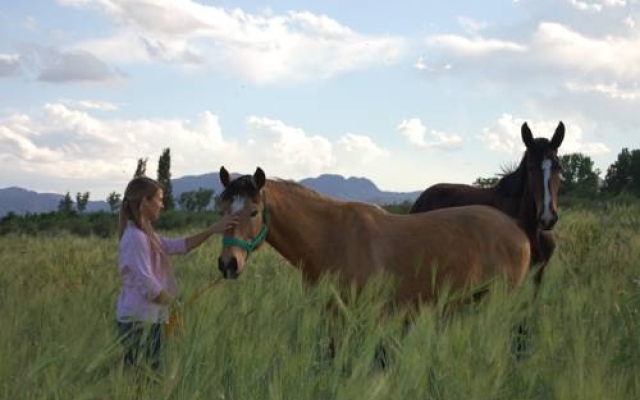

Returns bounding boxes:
[408,205,531,298]
[410,183,489,214]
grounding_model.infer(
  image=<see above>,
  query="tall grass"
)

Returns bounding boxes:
[1,205,639,399]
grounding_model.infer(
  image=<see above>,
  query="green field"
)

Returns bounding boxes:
[1,205,639,400]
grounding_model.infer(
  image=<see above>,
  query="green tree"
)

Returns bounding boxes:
[194,188,214,211]
[604,148,640,196]
[157,148,175,210]
[107,191,122,213]
[559,153,600,197]
[134,157,147,177]
[76,192,90,213]
[473,176,499,188]
[178,191,198,212]
[58,192,74,213]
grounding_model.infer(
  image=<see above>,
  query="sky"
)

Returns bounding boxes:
[1,0,638,200]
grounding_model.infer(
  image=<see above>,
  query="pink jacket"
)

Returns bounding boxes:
[117,222,187,323]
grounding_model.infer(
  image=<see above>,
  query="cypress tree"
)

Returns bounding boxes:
[157,148,175,210]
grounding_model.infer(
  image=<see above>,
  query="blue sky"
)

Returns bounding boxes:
[1,0,637,199]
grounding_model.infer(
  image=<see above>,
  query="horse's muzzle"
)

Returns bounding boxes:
[218,256,239,279]
[539,212,558,231]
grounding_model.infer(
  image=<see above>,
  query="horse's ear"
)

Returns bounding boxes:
[254,167,266,190]
[521,122,534,149]
[551,121,565,149]
[220,166,231,188]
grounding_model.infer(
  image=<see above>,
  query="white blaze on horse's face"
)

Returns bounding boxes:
[540,158,554,225]
[231,195,245,214]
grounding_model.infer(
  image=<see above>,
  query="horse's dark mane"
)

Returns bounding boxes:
[493,136,554,198]
[220,175,260,200]
[494,157,526,197]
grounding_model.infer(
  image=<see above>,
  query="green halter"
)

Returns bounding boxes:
[221,193,270,256]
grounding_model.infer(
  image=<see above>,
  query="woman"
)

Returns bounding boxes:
[116,175,237,370]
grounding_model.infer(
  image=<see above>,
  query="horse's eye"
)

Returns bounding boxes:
[553,161,563,172]
[250,210,259,218]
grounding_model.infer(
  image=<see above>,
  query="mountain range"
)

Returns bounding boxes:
[0,172,422,217]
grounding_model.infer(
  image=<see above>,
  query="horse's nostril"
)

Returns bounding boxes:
[219,256,239,279]
[228,257,239,279]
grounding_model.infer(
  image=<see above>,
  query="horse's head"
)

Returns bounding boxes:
[217,166,268,279]
[521,121,565,230]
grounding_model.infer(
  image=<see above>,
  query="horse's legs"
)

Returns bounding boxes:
[513,231,556,359]
[532,230,556,292]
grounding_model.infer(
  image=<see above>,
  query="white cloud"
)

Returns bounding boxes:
[564,0,626,12]
[56,0,93,6]
[0,125,63,163]
[531,22,640,82]
[413,56,452,72]
[423,19,640,100]
[336,133,388,164]
[245,116,335,175]
[62,100,120,111]
[0,102,394,195]
[0,54,22,77]
[457,16,487,35]
[397,118,427,147]
[244,116,391,179]
[23,16,38,31]
[479,114,610,157]
[427,34,526,56]
[566,80,640,100]
[397,118,462,149]
[428,130,463,149]
[19,44,123,83]
[624,15,635,28]
[59,0,407,84]
[0,103,239,185]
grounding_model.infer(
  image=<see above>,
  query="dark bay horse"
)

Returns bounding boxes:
[410,122,565,288]
[216,166,531,309]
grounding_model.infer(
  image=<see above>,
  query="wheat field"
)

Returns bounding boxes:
[1,205,639,400]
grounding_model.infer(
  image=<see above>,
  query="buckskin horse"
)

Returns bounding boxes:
[216,166,531,310]
[410,122,565,289]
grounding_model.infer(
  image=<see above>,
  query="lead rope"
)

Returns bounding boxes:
[165,276,224,338]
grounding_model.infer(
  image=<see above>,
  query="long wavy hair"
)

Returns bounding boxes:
[119,176,164,255]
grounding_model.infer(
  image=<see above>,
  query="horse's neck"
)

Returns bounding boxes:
[264,181,334,280]
[519,186,539,233]
[494,162,530,220]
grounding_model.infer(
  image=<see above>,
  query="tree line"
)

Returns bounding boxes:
[56,148,217,214]
[473,147,640,200]
[3,146,640,237]
[58,147,640,216]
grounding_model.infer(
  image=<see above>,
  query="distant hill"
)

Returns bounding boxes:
[173,172,421,205]
[0,173,421,217]
[0,187,109,217]
[298,174,421,204]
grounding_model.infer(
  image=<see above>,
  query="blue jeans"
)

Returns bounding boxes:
[116,321,163,370]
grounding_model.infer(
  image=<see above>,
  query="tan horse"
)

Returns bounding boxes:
[216,167,531,308]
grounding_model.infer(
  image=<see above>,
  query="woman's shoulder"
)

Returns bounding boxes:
[120,222,148,246]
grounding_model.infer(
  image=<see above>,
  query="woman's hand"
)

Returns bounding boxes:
[153,290,175,305]
[210,213,239,234]
[185,214,240,252]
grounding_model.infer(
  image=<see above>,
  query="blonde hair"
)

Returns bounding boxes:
[119,176,164,255]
